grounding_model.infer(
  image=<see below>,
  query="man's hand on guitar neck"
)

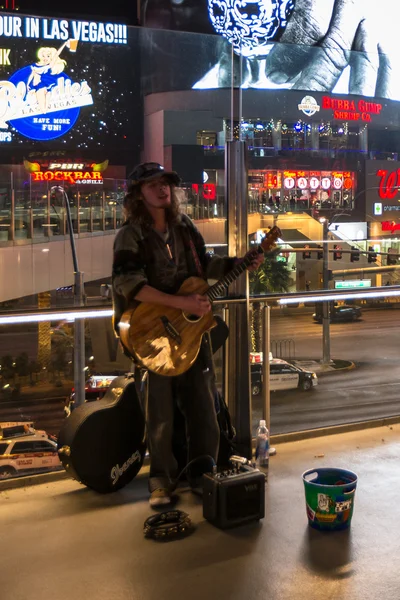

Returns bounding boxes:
[239,250,265,272]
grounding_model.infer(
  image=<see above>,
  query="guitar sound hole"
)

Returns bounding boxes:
[183,312,202,323]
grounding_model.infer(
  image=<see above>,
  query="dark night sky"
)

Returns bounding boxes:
[4,1,138,24]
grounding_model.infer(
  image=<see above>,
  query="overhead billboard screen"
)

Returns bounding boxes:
[0,14,133,149]
[142,0,400,100]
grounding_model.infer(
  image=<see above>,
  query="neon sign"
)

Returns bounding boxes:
[322,96,383,122]
[297,177,307,190]
[284,177,295,190]
[192,183,216,200]
[0,16,128,143]
[382,221,400,233]
[321,177,331,190]
[376,169,400,199]
[298,96,320,117]
[32,170,103,184]
[0,15,127,45]
[1,39,93,141]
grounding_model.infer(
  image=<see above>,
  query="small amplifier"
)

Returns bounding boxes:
[202,456,265,529]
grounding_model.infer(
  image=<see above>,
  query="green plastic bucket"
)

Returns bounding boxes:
[302,468,358,531]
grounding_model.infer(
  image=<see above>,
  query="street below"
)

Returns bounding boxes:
[0,307,399,436]
[253,306,400,433]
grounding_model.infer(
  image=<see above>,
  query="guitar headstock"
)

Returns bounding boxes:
[259,226,282,253]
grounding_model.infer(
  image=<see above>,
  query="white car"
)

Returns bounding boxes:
[251,359,318,395]
[0,426,61,479]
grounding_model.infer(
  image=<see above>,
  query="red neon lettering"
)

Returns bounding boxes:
[203,183,216,201]
[333,111,360,121]
[63,172,75,184]
[32,170,104,184]
[358,100,382,114]
[377,169,400,199]
[382,221,400,233]
[322,96,331,109]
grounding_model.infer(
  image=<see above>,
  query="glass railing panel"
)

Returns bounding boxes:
[0,313,120,482]
[0,209,11,242]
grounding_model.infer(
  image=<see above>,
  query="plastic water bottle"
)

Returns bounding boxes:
[255,419,270,472]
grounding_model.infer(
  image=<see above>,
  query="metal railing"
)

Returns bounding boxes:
[1,283,400,482]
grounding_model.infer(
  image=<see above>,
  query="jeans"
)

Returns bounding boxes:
[145,337,220,493]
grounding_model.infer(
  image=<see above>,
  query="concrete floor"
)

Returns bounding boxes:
[2,425,400,600]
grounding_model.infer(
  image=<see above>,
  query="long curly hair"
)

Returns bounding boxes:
[123,182,183,228]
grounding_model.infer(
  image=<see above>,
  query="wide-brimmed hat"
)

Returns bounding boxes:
[128,162,181,186]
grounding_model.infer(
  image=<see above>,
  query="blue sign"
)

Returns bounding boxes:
[0,40,93,141]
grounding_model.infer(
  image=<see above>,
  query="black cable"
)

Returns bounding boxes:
[143,455,216,541]
[143,510,194,541]
[171,454,216,492]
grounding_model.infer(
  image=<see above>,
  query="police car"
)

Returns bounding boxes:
[0,422,61,479]
[313,303,362,323]
[251,357,318,395]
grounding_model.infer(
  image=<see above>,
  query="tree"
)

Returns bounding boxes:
[1,355,15,382]
[15,353,30,377]
[29,361,41,385]
[249,256,291,352]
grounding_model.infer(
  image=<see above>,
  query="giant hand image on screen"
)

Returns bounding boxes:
[0,14,132,146]
[194,0,400,101]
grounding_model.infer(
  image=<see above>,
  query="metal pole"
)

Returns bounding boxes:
[225,140,252,459]
[9,171,14,241]
[230,44,234,141]
[53,186,86,406]
[262,304,276,456]
[261,304,271,429]
[322,219,331,364]
[73,273,86,407]
[222,305,230,405]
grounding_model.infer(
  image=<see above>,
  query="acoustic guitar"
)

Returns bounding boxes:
[119,226,282,377]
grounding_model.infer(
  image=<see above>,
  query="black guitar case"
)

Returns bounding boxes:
[57,374,146,493]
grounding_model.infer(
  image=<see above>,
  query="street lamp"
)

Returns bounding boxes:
[51,185,86,407]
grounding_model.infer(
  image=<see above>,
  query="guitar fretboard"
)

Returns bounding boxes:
[206,249,260,301]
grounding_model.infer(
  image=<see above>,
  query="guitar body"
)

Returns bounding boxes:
[57,375,146,493]
[119,277,217,377]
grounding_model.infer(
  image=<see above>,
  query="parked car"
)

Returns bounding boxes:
[313,304,362,323]
[66,374,119,415]
[251,359,318,395]
[0,425,61,479]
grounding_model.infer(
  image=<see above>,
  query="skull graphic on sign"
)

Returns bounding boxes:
[208,0,295,56]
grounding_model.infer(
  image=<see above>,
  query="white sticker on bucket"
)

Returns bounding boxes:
[335,500,352,513]
[318,493,331,512]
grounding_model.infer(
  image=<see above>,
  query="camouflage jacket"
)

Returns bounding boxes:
[112,213,235,335]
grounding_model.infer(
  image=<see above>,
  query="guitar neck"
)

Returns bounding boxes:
[207,247,262,301]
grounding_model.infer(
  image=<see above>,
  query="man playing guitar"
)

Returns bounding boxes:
[112,162,263,507]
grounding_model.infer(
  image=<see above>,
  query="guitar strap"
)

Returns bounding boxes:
[188,238,205,279]
[187,233,216,360]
